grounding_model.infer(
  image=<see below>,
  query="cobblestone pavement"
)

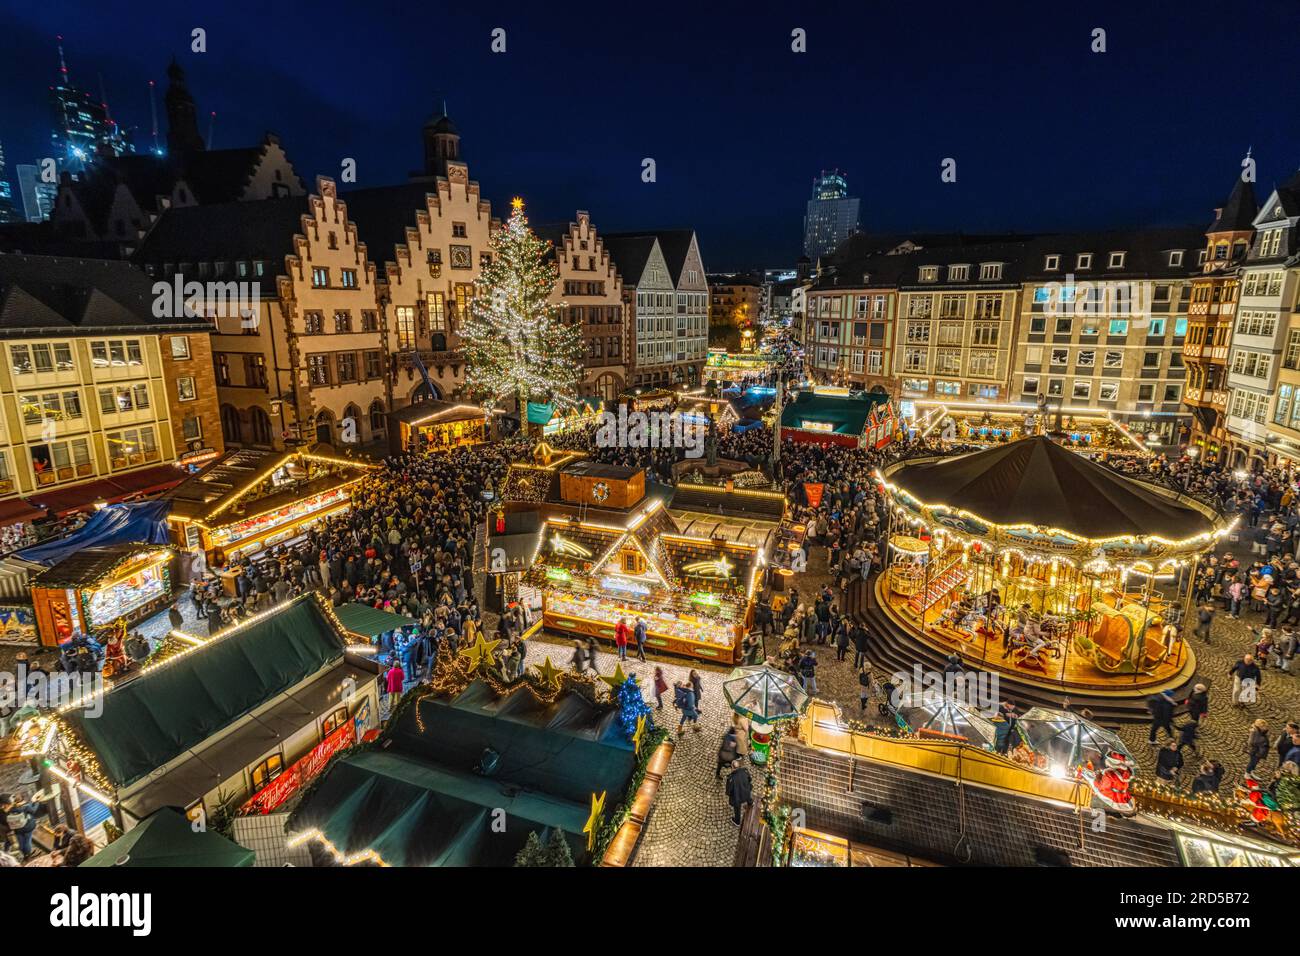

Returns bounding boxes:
[795,546,1300,786]
[517,634,762,867]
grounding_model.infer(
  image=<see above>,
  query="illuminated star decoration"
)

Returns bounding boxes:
[531,655,563,690]
[600,662,630,691]
[458,633,502,672]
[632,713,647,757]
[583,790,607,852]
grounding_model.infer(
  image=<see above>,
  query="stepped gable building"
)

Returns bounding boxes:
[1184,174,1257,459]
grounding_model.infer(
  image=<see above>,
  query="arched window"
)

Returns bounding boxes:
[342,403,361,444]
[314,411,335,446]
[249,406,274,446]
[220,404,243,445]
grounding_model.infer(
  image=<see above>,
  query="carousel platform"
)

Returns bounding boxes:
[847,576,1197,724]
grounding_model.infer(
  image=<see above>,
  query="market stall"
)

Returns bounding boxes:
[532,498,762,664]
[389,401,490,454]
[780,390,896,449]
[165,448,377,567]
[29,543,175,647]
[876,435,1229,692]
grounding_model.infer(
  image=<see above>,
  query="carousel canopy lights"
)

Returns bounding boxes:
[880,436,1227,548]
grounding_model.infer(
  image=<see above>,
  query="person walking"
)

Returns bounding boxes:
[585,636,600,674]
[1246,719,1271,776]
[1149,691,1180,743]
[570,639,587,674]
[857,664,873,712]
[1175,718,1199,756]
[689,669,705,715]
[1183,683,1210,723]
[168,602,184,631]
[384,659,405,707]
[835,625,850,662]
[633,617,647,663]
[716,727,741,778]
[675,681,701,735]
[798,650,818,694]
[652,666,669,710]
[852,624,870,669]
[1190,760,1224,795]
[1193,602,1214,643]
[725,759,753,827]
[1229,653,1262,706]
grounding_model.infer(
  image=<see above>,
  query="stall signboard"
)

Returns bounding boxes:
[240,720,356,816]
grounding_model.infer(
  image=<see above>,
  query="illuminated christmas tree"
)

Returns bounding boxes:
[462,197,584,413]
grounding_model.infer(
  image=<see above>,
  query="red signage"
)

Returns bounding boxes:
[240,720,356,816]
[804,483,825,508]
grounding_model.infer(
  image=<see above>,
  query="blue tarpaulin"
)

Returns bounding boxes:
[15,500,172,568]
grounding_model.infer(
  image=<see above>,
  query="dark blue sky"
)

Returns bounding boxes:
[1,0,1297,270]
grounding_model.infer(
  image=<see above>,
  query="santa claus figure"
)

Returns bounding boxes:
[1085,751,1136,815]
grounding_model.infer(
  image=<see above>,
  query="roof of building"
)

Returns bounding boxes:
[389,400,489,427]
[339,182,440,266]
[288,679,635,866]
[0,252,209,335]
[1208,176,1259,234]
[33,542,173,588]
[165,447,376,524]
[884,436,1220,540]
[600,234,657,285]
[604,229,697,285]
[1021,227,1203,280]
[132,196,311,293]
[780,390,891,436]
[62,594,351,789]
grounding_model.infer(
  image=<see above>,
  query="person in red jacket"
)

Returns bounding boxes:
[614,618,630,661]
[385,660,405,708]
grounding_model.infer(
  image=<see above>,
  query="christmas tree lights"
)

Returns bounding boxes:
[462,197,584,412]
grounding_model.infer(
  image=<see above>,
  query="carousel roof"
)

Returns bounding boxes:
[884,437,1220,541]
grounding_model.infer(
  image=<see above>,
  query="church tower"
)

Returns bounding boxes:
[421,103,460,178]
[165,58,205,155]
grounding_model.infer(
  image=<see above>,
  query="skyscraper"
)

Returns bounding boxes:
[16,165,58,222]
[802,169,860,262]
[48,35,132,172]
[0,140,19,224]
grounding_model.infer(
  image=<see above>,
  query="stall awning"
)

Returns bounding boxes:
[27,464,185,517]
[333,602,418,638]
[62,595,350,789]
[81,807,254,868]
[0,497,46,528]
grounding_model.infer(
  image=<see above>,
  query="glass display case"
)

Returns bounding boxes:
[790,828,849,868]
[86,561,170,628]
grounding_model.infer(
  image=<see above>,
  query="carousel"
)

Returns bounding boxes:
[876,436,1231,693]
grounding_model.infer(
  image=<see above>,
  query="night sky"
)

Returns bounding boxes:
[1,0,1298,270]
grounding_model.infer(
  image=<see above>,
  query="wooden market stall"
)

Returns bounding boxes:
[165,447,377,567]
[388,400,490,454]
[30,543,176,647]
[485,444,767,663]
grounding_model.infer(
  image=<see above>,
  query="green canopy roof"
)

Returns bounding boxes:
[64,595,347,789]
[333,602,418,638]
[291,680,637,866]
[779,390,889,435]
[80,807,255,867]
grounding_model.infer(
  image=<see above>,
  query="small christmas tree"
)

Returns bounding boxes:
[543,828,575,867]
[461,197,584,415]
[615,674,654,740]
[514,830,547,867]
